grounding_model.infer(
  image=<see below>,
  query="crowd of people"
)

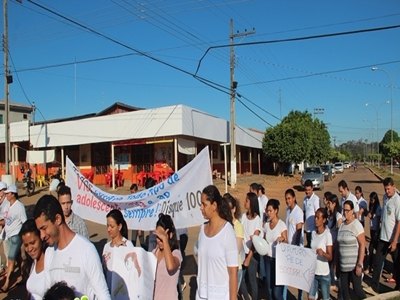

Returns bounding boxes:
[194,178,400,300]
[0,172,397,300]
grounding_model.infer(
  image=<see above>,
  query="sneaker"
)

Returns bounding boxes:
[364,285,378,296]
[386,277,396,283]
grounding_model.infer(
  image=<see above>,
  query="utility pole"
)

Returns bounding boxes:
[229,18,255,188]
[3,0,11,175]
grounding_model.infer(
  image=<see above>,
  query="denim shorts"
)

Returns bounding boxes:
[7,235,21,260]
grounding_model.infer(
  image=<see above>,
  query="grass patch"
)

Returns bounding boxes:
[367,164,400,187]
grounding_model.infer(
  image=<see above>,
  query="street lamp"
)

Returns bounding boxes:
[365,101,390,168]
[371,66,394,175]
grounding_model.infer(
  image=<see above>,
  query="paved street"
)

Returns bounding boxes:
[0,165,398,299]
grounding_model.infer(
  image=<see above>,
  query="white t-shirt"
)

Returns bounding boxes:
[0,199,10,240]
[342,192,359,214]
[4,200,27,239]
[26,260,45,300]
[258,195,269,221]
[263,219,287,258]
[241,213,263,254]
[380,192,400,242]
[286,205,304,246]
[45,234,111,300]
[196,222,238,300]
[303,193,320,232]
[311,228,332,276]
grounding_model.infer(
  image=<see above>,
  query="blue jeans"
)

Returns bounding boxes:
[309,274,330,300]
[265,256,283,300]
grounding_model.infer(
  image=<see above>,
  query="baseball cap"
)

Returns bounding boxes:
[5,184,17,194]
[0,182,7,191]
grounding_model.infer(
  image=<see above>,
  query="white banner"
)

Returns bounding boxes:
[66,147,211,230]
[275,243,316,292]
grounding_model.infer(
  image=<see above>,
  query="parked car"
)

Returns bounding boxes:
[334,162,344,173]
[320,164,333,181]
[344,161,351,169]
[301,166,324,190]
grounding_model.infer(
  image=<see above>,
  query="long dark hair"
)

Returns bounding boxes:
[326,193,340,229]
[156,214,179,251]
[202,185,232,224]
[19,219,45,280]
[246,192,260,218]
[106,209,128,239]
[222,193,241,220]
[369,192,380,216]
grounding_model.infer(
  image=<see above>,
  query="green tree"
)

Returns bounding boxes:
[380,130,399,158]
[262,110,331,173]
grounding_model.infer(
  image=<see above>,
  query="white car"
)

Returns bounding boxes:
[334,162,344,173]
[344,162,351,169]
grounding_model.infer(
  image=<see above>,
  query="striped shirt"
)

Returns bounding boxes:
[337,219,364,272]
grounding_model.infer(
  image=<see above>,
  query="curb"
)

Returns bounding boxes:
[367,290,400,300]
[367,166,385,181]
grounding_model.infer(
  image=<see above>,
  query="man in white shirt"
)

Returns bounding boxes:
[368,177,400,293]
[338,180,359,216]
[303,179,319,248]
[0,182,9,270]
[34,195,111,300]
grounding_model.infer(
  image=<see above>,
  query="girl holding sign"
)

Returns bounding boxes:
[103,209,141,300]
[263,199,287,300]
[152,213,182,300]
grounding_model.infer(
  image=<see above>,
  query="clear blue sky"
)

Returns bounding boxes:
[2,0,400,145]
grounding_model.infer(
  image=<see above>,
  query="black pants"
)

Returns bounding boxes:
[339,269,366,299]
[371,239,400,291]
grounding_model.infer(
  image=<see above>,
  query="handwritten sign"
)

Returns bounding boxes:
[104,246,157,299]
[66,147,212,230]
[275,243,316,292]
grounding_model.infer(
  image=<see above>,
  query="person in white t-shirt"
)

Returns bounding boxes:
[19,219,46,300]
[263,199,287,300]
[197,185,238,300]
[241,192,262,300]
[102,209,140,300]
[309,208,333,300]
[303,179,320,248]
[1,184,27,292]
[34,195,111,300]
[338,180,359,215]
[355,186,368,227]
[284,188,304,300]
[249,183,268,224]
[368,177,400,293]
[0,181,9,270]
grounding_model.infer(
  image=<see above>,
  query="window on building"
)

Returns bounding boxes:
[23,114,28,119]
[0,114,3,124]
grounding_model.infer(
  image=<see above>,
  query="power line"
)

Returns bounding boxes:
[195,23,400,75]
[7,50,47,121]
